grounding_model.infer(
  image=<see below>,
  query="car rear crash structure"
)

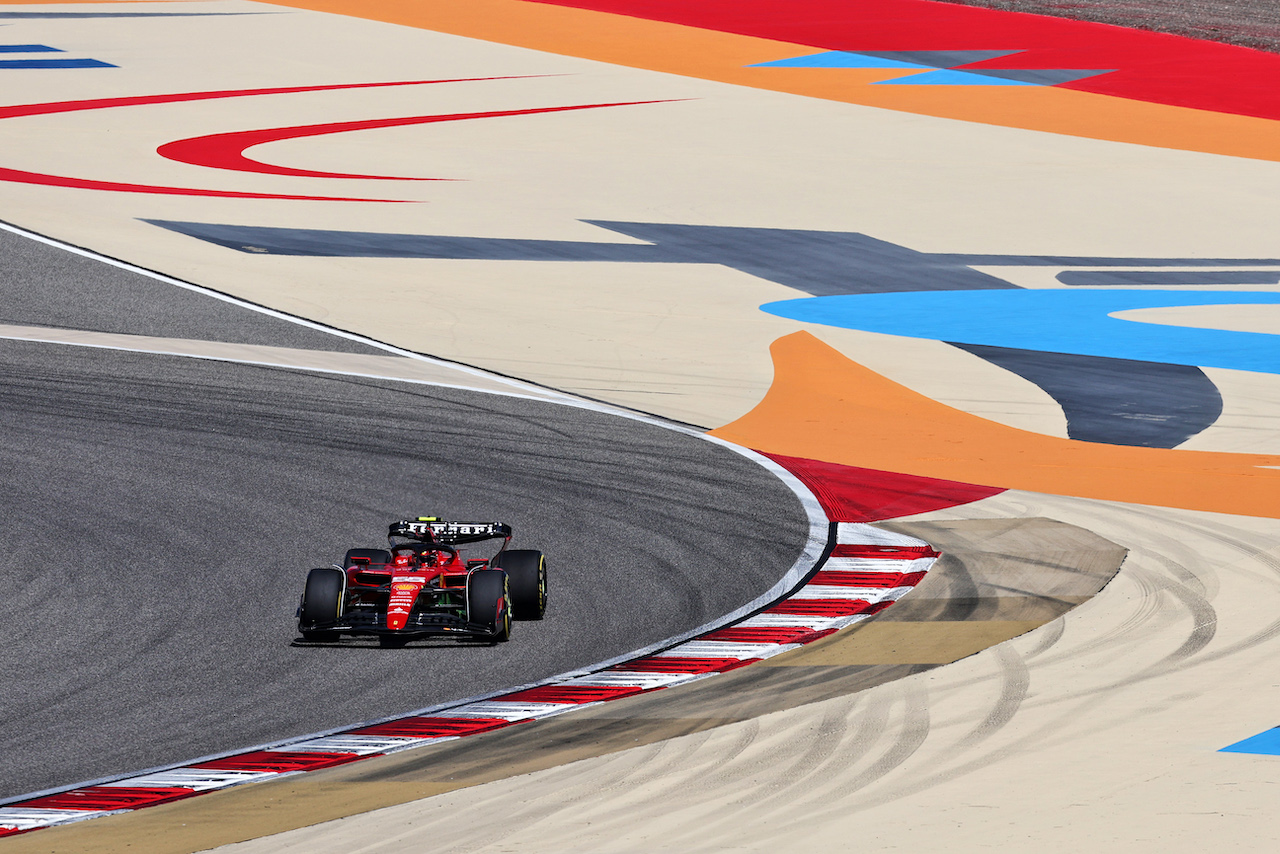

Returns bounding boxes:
[297,518,548,647]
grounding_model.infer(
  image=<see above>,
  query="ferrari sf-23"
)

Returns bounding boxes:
[296,517,547,647]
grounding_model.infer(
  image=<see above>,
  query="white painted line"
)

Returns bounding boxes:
[0,219,580,404]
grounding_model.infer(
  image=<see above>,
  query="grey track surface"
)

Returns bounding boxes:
[0,271,806,802]
[0,225,382,355]
[943,0,1280,54]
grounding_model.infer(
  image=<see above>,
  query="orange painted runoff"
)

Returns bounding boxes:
[710,332,1280,519]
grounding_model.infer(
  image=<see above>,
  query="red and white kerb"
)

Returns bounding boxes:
[0,523,937,837]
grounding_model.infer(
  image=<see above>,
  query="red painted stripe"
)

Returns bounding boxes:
[0,165,403,202]
[0,77,529,201]
[764,453,1001,522]
[350,717,513,738]
[765,599,892,617]
[500,684,645,704]
[829,543,938,559]
[702,626,837,644]
[0,78,528,121]
[0,828,32,838]
[613,656,755,673]
[191,750,360,773]
[14,786,197,811]
[156,100,679,181]
[810,570,926,588]
[532,0,1280,122]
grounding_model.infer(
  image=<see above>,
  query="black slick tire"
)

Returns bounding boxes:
[467,569,511,642]
[493,549,547,620]
[300,567,344,642]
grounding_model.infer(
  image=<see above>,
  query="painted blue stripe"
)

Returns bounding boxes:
[750,51,929,70]
[1222,728,1280,755]
[876,69,1037,86]
[760,289,1280,376]
[0,44,61,53]
[0,58,115,69]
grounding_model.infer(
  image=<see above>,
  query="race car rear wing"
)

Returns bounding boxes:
[388,518,513,546]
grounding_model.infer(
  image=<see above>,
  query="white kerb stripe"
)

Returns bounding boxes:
[656,641,800,660]
[445,701,575,720]
[99,770,277,790]
[790,585,914,601]
[268,735,451,754]
[822,556,934,574]
[564,671,702,690]
[0,808,112,830]
[735,613,851,630]
[836,523,931,548]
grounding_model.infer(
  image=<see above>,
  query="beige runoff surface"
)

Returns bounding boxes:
[2,2,1280,439]
[5,3,1280,852]
[208,490,1280,854]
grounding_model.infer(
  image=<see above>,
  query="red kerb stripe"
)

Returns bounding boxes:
[811,570,926,588]
[192,750,360,773]
[765,599,892,617]
[702,626,837,644]
[351,717,513,738]
[830,544,938,559]
[15,786,197,811]
[613,656,754,673]
[500,684,644,704]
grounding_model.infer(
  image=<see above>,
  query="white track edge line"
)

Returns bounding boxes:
[0,219,831,807]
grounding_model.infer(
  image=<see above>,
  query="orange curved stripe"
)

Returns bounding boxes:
[710,332,1280,519]
[268,0,1280,163]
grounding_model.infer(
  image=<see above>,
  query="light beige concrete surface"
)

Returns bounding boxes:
[1182,367,1280,453]
[1115,303,1280,334]
[204,491,1280,854]
[4,2,1280,430]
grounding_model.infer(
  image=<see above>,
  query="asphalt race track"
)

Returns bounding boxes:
[0,227,807,801]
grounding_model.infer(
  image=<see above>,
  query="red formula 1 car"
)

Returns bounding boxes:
[296,517,547,647]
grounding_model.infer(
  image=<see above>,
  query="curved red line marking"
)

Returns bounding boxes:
[0,165,406,202]
[156,101,681,181]
[0,77,540,120]
[0,77,541,201]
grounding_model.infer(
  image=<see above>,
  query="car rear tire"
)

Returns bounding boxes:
[300,567,344,642]
[468,569,511,642]
[493,549,547,620]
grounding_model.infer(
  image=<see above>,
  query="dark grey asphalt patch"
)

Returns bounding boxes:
[142,219,1021,296]
[1058,270,1280,286]
[0,225,384,355]
[0,340,805,801]
[953,342,1224,447]
[942,0,1280,55]
[145,219,1280,299]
